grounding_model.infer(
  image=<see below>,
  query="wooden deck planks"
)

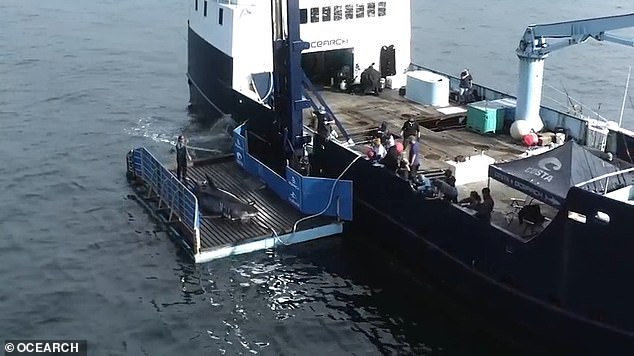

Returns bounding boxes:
[317,89,527,172]
[187,160,314,251]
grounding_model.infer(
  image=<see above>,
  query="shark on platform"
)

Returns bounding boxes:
[188,175,258,223]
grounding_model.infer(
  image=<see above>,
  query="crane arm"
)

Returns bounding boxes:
[517,13,634,58]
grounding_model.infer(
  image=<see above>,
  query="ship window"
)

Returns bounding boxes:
[195,0,198,11]
[310,7,319,23]
[345,5,353,20]
[356,4,365,18]
[300,9,308,24]
[594,211,610,224]
[367,2,375,17]
[567,211,587,223]
[203,1,207,17]
[322,6,331,22]
[378,1,386,16]
[218,8,223,25]
[334,6,342,21]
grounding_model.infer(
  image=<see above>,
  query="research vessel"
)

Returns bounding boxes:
[183,0,634,351]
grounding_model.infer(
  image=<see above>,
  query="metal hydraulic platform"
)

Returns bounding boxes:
[126,144,349,264]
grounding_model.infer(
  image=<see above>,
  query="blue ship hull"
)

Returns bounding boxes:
[320,141,634,354]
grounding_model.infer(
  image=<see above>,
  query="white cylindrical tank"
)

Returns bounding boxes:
[515,55,545,132]
[405,70,450,107]
[510,119,533,140]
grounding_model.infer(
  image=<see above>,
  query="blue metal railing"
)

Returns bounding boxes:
[302,72,352,143]
[130,147,201,254]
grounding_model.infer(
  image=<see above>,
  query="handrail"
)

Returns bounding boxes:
[574,166,634,187]
[302,72,352,143]
[131,147,201,254]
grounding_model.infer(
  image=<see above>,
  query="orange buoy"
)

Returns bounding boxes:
[522,133,538,146]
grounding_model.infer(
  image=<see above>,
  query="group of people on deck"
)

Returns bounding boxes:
[367,118,421,180]
[430,170,494,221]
[366,118,494,222]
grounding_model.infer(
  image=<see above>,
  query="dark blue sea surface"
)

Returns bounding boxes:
[1,0,632,355]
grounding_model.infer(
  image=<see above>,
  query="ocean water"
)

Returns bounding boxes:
[413,0,634,129]
[1,0,631,355]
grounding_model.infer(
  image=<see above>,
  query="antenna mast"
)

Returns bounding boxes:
[618,66,632,127]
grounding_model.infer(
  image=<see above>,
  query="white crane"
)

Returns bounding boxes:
[512,13,634,138]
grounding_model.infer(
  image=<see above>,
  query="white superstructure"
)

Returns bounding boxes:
[188,0,411,104]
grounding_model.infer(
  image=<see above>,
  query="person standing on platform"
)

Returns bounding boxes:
[405,135,420,180]
[175,135,192,181]
[400,117,420,149]
[459,68,473,104]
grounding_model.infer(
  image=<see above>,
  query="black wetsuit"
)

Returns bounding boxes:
[401,119,419,140]
[176,143,188,180]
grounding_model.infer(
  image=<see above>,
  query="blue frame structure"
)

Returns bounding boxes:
[272,0,351,151]
[259,0,355,220]
[234,124,353,221]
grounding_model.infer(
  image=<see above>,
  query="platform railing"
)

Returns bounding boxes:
[130,147,201,255]
[575,166,634,194]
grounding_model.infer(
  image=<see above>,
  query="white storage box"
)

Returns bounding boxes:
[586,123,609,152]
[405,70,449,107]
[446,153,496,186]
[386,74,407,89]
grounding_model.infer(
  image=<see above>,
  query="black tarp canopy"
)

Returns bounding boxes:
[488,141,629,207]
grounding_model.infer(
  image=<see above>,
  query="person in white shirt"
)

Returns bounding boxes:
[370,137,387,159]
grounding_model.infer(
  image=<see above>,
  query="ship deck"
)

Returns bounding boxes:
[313,88,559,239]
[317,88,526,169]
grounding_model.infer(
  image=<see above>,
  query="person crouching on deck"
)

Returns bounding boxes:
[376,121,391,145]
[370,137,387,161]
[432,178,458,202]
[175,135,192,181]
[385,134,395,149]
[459,190,481,210]
[397,157,410,180]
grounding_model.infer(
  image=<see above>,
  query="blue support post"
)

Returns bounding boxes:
[271,0,310,155]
